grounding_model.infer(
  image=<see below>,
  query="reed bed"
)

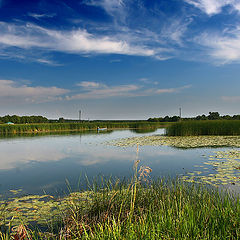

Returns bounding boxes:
[167,120,240,136]
[0,179,239,239]
[0,122,168,134]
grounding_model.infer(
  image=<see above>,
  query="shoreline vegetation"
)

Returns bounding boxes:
[167,120,240,136]
[1,116,240,238]
[0,122,170,135]
[1,179,239,239]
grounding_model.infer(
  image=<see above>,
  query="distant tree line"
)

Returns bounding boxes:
[148,112,240,122]
[0,115,48,124]
[148,116,180,122]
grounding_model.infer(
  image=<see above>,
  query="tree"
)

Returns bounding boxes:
[208,112,220,120]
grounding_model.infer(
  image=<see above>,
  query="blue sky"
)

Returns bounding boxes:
[1,0,240,119]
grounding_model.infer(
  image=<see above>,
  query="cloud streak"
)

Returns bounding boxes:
[0,79,191,104]
[195,26,240,63]
[0,22,156,58]
[184,0,240,15]
[0,80,69,103]
[68,82,191,100]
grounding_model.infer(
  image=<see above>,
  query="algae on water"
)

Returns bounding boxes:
[182,150,240,187]
[106,135,240,148]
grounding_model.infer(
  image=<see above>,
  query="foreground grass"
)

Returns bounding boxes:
[0,179,239,239]
[167,120,240,136]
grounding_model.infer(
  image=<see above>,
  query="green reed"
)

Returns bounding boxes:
[167,120,240,136]
[0,122,168,134]
[1,179,239,239]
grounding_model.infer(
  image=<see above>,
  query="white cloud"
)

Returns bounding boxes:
[76,81,102,88]
[139,78,158,85]
[84,0,125,19]
[67,82,191,100]
[68,84,140,100]
[36,58,62,66]
[0,22,156,57]
[0,80,69,103]
[185,0,240,15]
[28,13,56,19]
[196,27,240,63]
[0,79,191,105]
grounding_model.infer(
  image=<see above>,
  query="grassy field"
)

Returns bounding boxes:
[166,120,240,136]
[0,178,239,239]
[0,121,171,134]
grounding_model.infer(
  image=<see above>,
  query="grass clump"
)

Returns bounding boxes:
[62,180,239,240]
[167,120,240,136]
[0,179,239,239]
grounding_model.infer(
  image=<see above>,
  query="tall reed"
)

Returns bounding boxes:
[0,122,168,134]
[167,120,240,136]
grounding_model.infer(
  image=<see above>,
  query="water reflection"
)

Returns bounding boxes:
[0,128,235,197]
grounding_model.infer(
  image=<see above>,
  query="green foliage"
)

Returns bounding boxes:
[0,115,48,124]
[167,120,240,136]
[0,122,169,134]
[0,180,239,239]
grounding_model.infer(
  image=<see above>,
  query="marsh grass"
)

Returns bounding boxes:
[0,122,168,134]
[167,120,240,136]
[0,179,239,239]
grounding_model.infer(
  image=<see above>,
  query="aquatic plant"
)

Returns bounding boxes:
[167,120,240,136]
[182,149,240,187]
[107,135,240,148]
[0,179,239,238]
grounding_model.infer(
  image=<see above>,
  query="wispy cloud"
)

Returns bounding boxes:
[195,27,240,63]
[68,84,140,100]
[28,13,56,19]
[0,22,156,58]
[0,79,191,104]
[35,58,62,66]
[68,81,191,100]
[184,0,240,15]
[0,80,69,103]
[139,78,158,85]
[76,81,102,89]
[84,0,125,21]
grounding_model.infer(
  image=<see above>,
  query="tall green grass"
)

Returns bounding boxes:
[0,122,169,134]
[167,120,240,136]
[1,179,239,239]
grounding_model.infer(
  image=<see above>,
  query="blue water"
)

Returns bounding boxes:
[0,129,237,197]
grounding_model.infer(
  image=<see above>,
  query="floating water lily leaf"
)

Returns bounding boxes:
[181,150,240,187]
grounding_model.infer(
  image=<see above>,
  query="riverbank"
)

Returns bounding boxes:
[0,122,171,134]
[0,179,239,239]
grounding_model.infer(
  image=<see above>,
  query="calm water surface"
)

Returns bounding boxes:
[0,129,237,197]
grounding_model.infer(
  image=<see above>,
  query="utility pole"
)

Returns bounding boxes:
[79,110,81,122]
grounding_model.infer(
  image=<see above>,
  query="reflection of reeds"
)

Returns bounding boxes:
[167,120,240,136]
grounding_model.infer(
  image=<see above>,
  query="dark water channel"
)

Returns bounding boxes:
[0,129,238,198]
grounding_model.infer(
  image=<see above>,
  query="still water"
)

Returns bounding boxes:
[0,129,236,197]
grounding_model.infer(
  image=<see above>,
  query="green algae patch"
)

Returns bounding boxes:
[0,191,93,228]
[106,135,240,148]
[182,150,240,187]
